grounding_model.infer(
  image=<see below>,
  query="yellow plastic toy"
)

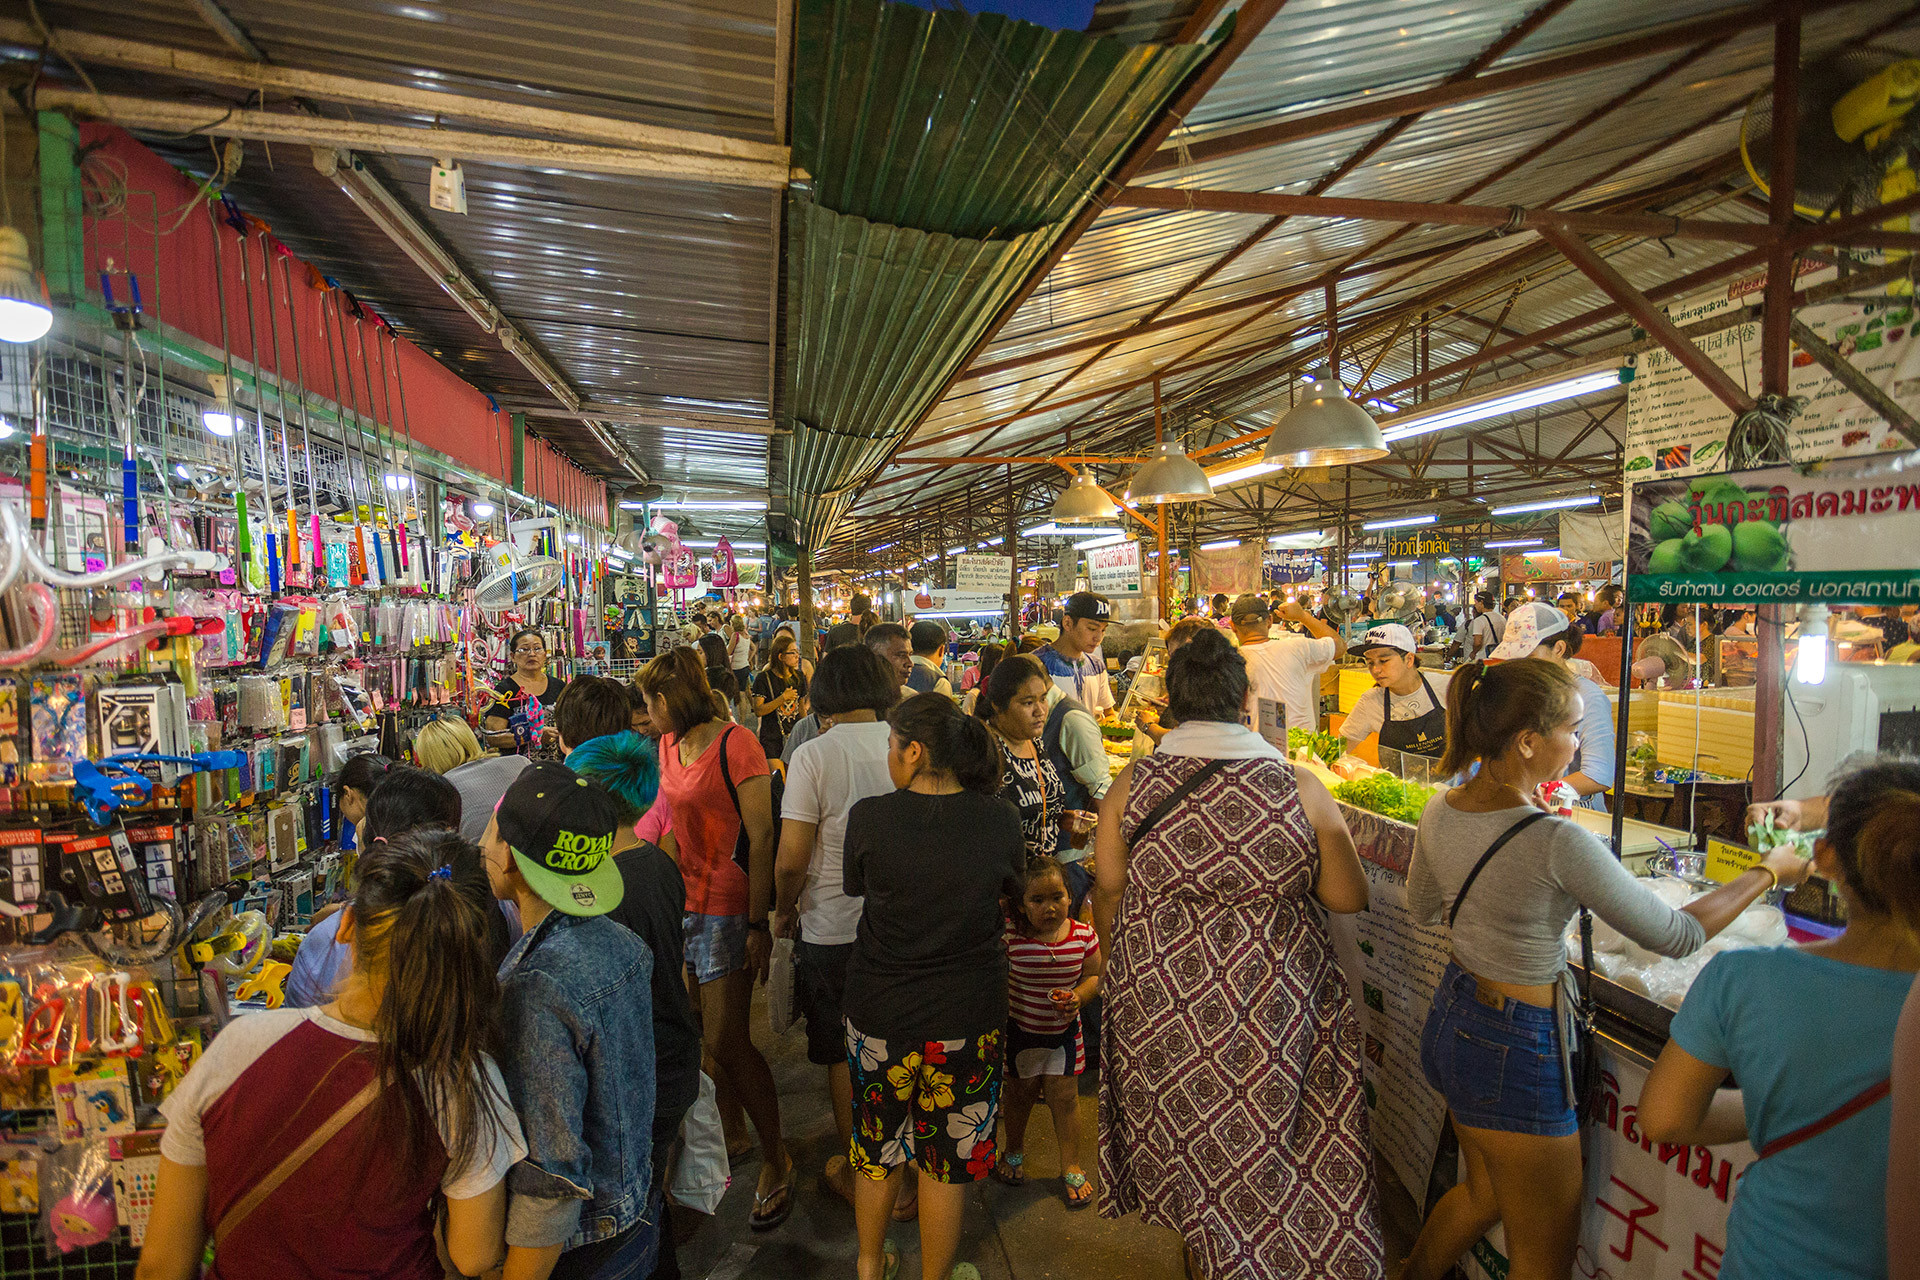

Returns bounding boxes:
[235,960,291,1009]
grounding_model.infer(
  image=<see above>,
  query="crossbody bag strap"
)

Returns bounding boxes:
[1757,1078,1892,1160]
[213,1076,380,1246]
[1448,810,1552,929]
[1125,759,1229,848]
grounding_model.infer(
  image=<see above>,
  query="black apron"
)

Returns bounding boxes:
[1378,673,1446,758]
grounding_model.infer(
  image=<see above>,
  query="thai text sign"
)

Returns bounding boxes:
[1625,451,1920,604]
[1085,538,1143,596]
[1500,553,1616,583]
[953,553,1011,593]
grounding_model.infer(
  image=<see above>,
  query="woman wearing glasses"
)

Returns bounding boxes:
[484,628,570,756]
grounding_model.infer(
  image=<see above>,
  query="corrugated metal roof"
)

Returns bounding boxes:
[781,0,1215,541]
[41,0,787,502]
[842,0,1920,555]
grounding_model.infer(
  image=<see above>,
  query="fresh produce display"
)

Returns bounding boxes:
[1644,475,1793,575]
[1287,728,1344,769]
[1099,721,1135,742]
[1332,772,1439,826]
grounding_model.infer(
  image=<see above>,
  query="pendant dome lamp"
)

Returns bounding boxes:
[1128,439,1214,503]
[1262,370,1389,468]
[0,227,52,344]
[1050,469,1118,523]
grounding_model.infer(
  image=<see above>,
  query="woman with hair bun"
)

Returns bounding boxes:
[841,692,1024,1280]
[1640,756,1920,1280]
[136,830,525,1280]
[1092,627,1380,1279]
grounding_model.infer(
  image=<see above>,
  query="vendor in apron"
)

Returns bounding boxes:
[1339,623,1448,758]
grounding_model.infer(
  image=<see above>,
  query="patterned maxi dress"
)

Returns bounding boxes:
[1098,752,1382,1280]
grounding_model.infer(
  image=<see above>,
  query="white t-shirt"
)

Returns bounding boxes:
[781,721,893,945]
[159,1006,526,1200]
[729,633,752,668]
[1340,670,1453,743]
[1468,609,1506,657]
[1238,634,1338,737]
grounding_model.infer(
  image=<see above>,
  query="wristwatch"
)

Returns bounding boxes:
[746,919,770,933]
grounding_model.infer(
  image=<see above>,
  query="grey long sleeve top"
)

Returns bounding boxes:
[1408,798,1706,985]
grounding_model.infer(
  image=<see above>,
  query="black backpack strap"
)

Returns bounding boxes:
[1126,759,1229,848]
[713,725,753,875]
[1448,810,1552,928]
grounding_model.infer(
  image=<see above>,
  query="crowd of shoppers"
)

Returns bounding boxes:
[137,593,1920,1280]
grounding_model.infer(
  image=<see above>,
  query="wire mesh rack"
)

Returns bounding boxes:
[1,1211,139,1278]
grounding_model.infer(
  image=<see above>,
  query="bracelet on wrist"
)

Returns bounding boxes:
[746,919,770,933]
[1756,865,1780,894]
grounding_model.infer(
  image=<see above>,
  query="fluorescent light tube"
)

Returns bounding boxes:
[1362,514,1436,531]
[1490,495,1600,516]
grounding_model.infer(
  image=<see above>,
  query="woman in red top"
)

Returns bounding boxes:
[635,647,793,1227]
[136,830,525,1280]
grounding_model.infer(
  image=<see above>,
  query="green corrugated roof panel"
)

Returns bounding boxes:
[784,202,1057,536]
[793,0,1216,239]
[782,0,1220,543]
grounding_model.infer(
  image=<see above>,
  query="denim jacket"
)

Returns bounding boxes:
[497,910,656,1251]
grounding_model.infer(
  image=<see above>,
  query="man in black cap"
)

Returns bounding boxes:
[1037,590,1114,717]
[484,762,662,1279]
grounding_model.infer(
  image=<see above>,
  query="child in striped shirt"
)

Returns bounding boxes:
[995,856,1103,1207]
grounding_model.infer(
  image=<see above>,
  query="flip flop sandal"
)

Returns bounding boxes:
[881,1239,901,1280]
[1062,1169,1093,1209]
[992,1152,1026,1186]
[749,1168,795,1232]
[949,1265,982,1280]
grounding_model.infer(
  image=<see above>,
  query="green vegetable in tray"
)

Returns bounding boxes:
[1333,773,1440,826]
[1287,727,1344,769]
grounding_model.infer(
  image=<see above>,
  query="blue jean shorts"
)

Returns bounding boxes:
[1419,961,1577,1138]
[683,911,748,985]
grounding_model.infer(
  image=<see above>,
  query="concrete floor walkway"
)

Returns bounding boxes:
[676,995,1422,1280]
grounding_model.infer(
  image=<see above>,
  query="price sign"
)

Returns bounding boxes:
[1703,837,1762,884]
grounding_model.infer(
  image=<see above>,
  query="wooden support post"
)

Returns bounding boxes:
[797,545,815,663]
[1754,16,1801,805]
[1007,465,1021,643]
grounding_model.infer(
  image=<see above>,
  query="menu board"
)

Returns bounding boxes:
[1624,269,1919,479]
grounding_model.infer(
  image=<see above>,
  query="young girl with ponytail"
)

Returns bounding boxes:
[1640,757,1920,1280]
[136,830,525,1280]
[1401,660,1809,1280]
[842,692,1025,1280]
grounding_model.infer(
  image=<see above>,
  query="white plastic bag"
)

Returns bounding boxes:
[668,1072,729,1216]
[767,935,797,1036]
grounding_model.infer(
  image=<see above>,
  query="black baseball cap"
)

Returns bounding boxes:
[1229,593,1272,622]
[1063,591,1112,623]
[495,762,623,916]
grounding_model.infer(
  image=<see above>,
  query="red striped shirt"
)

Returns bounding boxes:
[1006,920,1098,1034]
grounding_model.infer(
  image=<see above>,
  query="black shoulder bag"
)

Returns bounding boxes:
[1125,759,1229,847]
[1448,809,1601,1125]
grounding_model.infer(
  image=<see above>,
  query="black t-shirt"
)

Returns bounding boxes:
[488,674,567,755]
[751,668,805,757]
[607,841,702,1143]
[842,788,1026,1042]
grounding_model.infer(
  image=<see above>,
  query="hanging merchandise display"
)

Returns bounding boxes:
[0,170,616,1267]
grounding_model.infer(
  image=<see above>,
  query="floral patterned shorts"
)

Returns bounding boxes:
[844,1019,1003,1185]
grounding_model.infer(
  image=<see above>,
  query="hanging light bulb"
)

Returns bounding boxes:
[1795,604,1829,685]
[384,473,413,490]
[0,228,52,344]
[0,416,13,440]
[1051,470,1119,523]
[202,374,237,437]
[1263,371,1389,467]
[469,498,496,520]
[1128,440,1213,503]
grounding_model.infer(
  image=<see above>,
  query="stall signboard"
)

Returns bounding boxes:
[1085,538,1143,596]
[1625,450,1920,603]
[1464,1050,1752,1280]
[1624,267,1918,477]
[1500,552,1616,583]
[954,553,1012,593]
[915,589,1006,615]
[1387,531,1453,559]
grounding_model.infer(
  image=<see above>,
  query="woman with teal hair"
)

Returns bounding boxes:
[563,730,703,1277]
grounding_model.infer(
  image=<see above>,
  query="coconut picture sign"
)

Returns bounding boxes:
[1626,450,1920,604]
